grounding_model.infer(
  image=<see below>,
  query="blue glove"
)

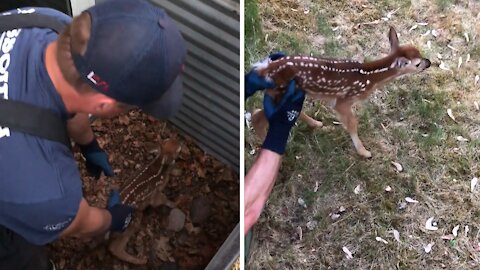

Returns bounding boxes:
[245,52,286,100]
[262,80,305,154]
[79,138,114,179]
[106,190,133,232]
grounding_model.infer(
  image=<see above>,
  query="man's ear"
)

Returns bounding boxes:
[91,93,116,112]
[70,12,92,55]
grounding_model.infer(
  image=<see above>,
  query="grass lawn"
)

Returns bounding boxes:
[245,0,480,269]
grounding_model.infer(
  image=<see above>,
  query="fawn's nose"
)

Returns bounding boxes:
[424,59,431,69]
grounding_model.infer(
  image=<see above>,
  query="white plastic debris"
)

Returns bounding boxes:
[439,61,450,71]
[409,25,418,31]
[447,109,456,121]
[354,185,362,194]
[342,246,353,259]
[376,236,388,244]
[314,181,319,192]
[385,186,392,192]
[464,32,470,43]
[475,75,479,85]
[474,101,479,111]
[452,225,460,237]
[456,136,468,142]
[457,57,462,69]
[471,177,478,193]
[298,198,307,208]
[424,242,434,253]
[332,121,341,125]
[391,161,403,172]
[465,225,469,236]
[426,217,439,231]
[466,54,470,63]
[405,197,419,203]
[392,229,400,242]
[431,29,439,37]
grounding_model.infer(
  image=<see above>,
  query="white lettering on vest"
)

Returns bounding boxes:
[0,29,21,139]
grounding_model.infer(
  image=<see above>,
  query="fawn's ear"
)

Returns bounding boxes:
[389,27,399,53]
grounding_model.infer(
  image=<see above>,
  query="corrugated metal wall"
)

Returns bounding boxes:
[152,0,240,172]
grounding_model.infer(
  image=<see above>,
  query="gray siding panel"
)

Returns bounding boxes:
[153,0,240,172]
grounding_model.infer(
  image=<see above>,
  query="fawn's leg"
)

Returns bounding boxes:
[334,100,371,158]
[150,191,175,208]
[299,112,323,128]
[108,211,148,265]
[251,109,268,142]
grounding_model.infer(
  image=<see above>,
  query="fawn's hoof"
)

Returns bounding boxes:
[358,149,372,158]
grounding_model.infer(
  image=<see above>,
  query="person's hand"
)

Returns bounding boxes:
[262,80,305,154]
[79,138,114,179]
[106,190,133,232]
[245,52,286,99]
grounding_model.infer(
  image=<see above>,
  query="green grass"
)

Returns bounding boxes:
[246,0,480,269]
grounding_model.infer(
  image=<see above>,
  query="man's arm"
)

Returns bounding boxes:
[67,113,94,145]
[60,198,111,238]
[244,149,282,234]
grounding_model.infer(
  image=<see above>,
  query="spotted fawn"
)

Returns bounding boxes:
[252,27,431,158]
[108,138,181,265]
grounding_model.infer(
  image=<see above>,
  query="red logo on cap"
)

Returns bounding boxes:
[87,71,110,91]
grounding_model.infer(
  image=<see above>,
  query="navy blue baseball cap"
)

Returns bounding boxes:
[71,0,186,119]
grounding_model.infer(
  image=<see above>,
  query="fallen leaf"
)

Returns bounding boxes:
[424,242,434,253]
[391,161,403,172]
[466,54,470,63]
[447,108,455,121]
[452,225,460,237]
[441,234,455,240]
[439,61,450,71]
[475,75,479,85]
[314,181,319,192]
[338,206,346,213]
[475,101,479,111]
[431,29,439,37]
[354,185,362,194]
[385,186,392,192]
[298,198,307,208]
[306,220,317,231]
[342,246,353,259]
[398,202,407,210]
[465,225,469,236]
[405,197,419,203]
[456,136,469,142]
[464,32,470,43]
[392,229,400,242]
[376,236,388,244]
[409,25,418,31]
[457,57,462,69]
[471,177,478,192]
[426,217,438,231]
[331,213,341,220]
[297,226,303,241]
